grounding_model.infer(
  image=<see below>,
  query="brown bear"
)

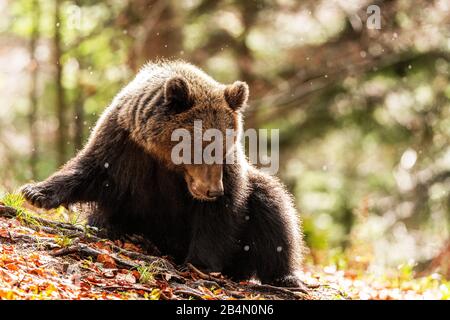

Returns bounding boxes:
[20,60,304,287]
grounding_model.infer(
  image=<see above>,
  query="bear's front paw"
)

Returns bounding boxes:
[20,183,63,209]
[269,275,310,293]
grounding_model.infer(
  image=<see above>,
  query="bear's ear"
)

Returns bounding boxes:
[164,76,192,113]
[224,81,249,111]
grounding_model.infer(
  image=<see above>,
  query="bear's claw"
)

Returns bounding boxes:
[20,183,62,209]
[269,275,311,294]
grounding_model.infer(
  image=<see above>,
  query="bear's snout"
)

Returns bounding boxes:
[184,164,224,201]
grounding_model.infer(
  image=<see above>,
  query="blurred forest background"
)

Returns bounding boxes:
[0,0,449,278]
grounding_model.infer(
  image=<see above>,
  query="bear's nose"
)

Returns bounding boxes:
[207,189,224,198]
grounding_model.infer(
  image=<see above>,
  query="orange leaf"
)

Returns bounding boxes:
[131,270,141,280]
[123,242,141,252]
[97,254,116,268]
[0,229,9,238]
[93,242,111,252]
[80,282,91,292]
[29,268,45,276]
[85,275,103,284]
[6,263,18,271]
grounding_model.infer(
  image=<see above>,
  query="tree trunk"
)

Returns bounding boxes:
[73,95,84,152]
[54,0,67,166]
[28,0,40,179]
[73,65,84,152]
[122,0,183,70]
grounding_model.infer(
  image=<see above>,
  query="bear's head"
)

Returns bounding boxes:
[140,76,249,201]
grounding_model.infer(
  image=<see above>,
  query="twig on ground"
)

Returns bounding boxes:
[2,230,60,249]
[245,283,309,299]
[173,284,207,300]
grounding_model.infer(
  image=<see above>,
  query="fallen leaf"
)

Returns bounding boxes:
[29,268,45,276]
[131,270,140,280]
[97,254,116,268]
[0,230,9,238]
[123,242,141,252]
[6,263,19,271]
[93,242,111,252]
[116,272,136,284]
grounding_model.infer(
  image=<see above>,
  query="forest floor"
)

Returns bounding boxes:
[0,194,449,300]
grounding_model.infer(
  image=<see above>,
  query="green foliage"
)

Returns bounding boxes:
[143,289,161,300]
[136,260,169,284]
[1,193,41,227]
[2,192,25,209]
[54,235,73,247]
[136,265,155,285]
